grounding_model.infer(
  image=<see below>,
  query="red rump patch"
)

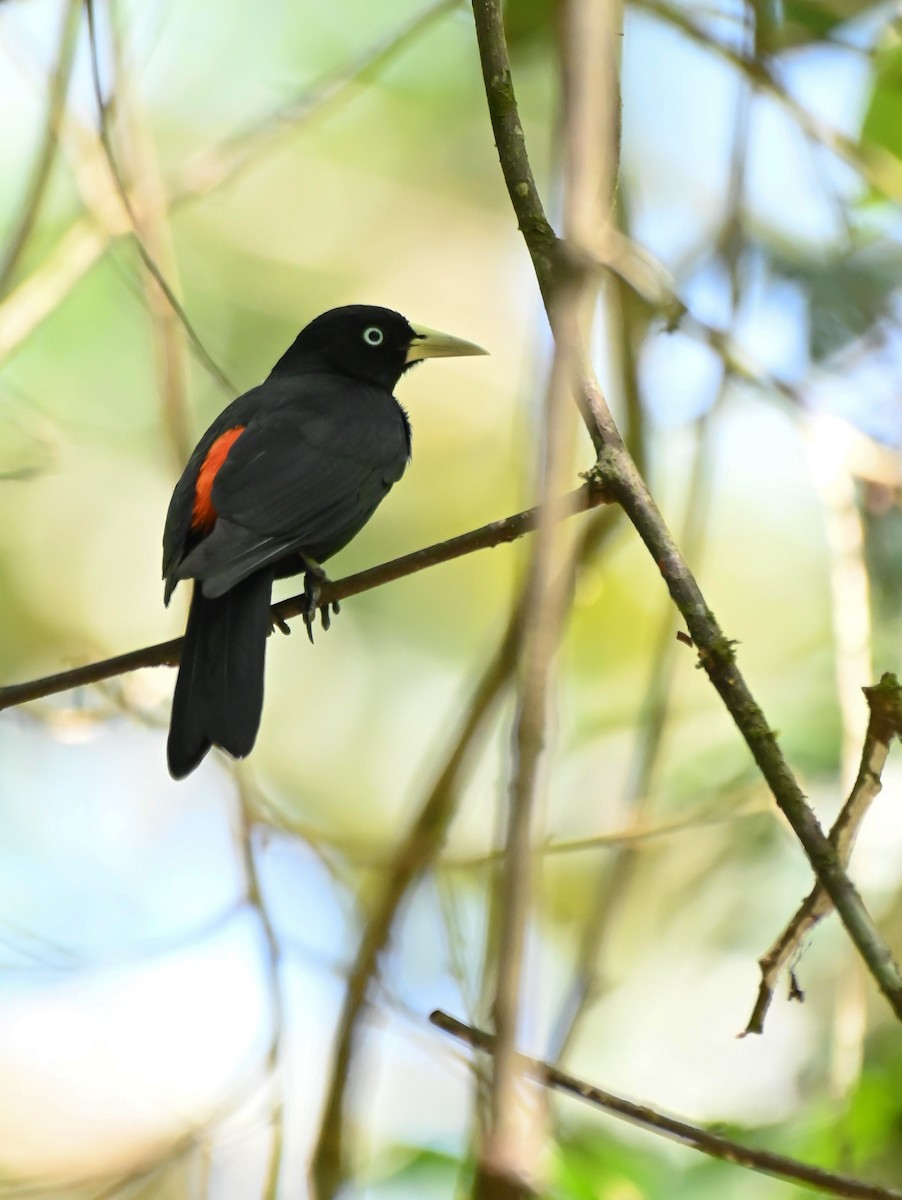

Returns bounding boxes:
[191,426,245,531]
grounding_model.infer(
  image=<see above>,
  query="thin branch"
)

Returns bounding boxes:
[475,296,582,1200]
[0,1,460,374]
[0,0,81,297]
[311,596,524,1200]
[444,800,765,868]
[0,487,599,712]
[633,0,902,204]
[106,0,193,467]
[550,47,752,1062]
[593,440,902,1019]
[470,0,561,304]
[171,0,462,205]
[471,0,902,1025]
[232,786,285,1200]
[431,1010,902,1200]
[550,402,723,1063]
[744,673,902,1036]
[83,0,234,393]
[310,503,620,1200]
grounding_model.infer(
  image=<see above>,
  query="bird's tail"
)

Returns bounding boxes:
[167,569,275,779]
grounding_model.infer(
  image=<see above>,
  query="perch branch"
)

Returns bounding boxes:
[0,488,600,712]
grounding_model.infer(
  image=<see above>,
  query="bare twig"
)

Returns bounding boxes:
[171,0,462,205]
[633,0,902,204]
[310,504,620,1200]
[311,600,524,1200]
[594,442,902,1018]
[105,0,193,467]
[550,42,752,1062]
[83,0,234,393]
[432,1010,902,1200]
[0,2,460,373]
[0,0,81,297]
[476,310,582,1200]
[232,786,285,1200]
[805,416,875,787]
[470,2,620,1193]
[472,0,902,1025]
[0,487,600,712]
[744,674,902,1036]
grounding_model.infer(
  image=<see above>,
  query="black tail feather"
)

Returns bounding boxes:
[167,569,275,779]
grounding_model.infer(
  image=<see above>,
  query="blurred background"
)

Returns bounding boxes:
[2,0,902,1195]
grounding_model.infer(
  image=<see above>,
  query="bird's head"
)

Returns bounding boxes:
[270,304,486,390]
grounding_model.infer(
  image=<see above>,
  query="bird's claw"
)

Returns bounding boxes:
[319,600,340,632]
[301,564,335,644]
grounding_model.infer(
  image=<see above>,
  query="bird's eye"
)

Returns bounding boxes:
[363,326,384,346]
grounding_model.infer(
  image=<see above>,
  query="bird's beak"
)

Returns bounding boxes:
[406,323,488,363]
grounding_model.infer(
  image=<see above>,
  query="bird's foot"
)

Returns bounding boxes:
[302,562,337,644]
[319,598,341,633]
[271,612,292,637]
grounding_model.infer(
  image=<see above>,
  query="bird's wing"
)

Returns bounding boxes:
[214,398,407,537]
[175,520,302,599]
[177,395,408,596]
[162,385,269,596]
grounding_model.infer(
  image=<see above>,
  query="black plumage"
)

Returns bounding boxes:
[163,304,485,779]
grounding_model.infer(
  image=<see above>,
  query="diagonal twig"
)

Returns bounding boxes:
[83,0,234,393]
[310,501,621,1200]
[311,595,523,1200]
[632,0,902,204]
[744,673,902,1036]
[470,1,621,1194]
[232,781,285,1200]
[432,1009,902,1200]
[549,41,754,1062]
[105,0,193,467]
[472,0,902,1027]
[0,0,81,298]
[0,1,461,374]
[594,442,902,1019]
[171,0,462,205]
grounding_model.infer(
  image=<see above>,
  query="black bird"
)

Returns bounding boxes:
[162,304,486,779]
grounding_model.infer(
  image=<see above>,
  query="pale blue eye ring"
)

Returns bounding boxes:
[363,326,384,346]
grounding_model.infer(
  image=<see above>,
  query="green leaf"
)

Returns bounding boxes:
[771,0,875,49]
[863,42,902,161]
[763,239,902,360]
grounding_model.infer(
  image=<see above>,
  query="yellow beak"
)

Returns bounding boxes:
[406,323,488,363]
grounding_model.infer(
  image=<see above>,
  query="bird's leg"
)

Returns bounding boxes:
[301,559,334,644]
